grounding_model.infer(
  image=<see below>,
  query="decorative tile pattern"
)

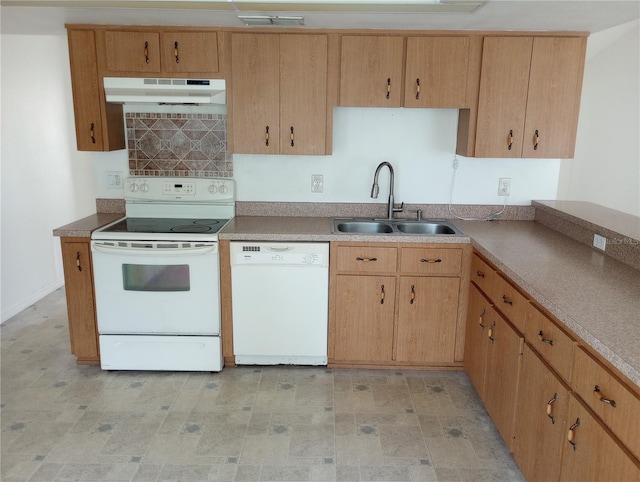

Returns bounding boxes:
[1,289,524,481]
[126,112,231,178]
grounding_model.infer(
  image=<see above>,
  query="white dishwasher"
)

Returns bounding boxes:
[230,241,329,365]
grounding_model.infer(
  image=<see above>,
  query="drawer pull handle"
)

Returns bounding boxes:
[533,129,539,150]
[568,418,580,451]
[546,393,558,424]
[410,284,415,304]
[415,78,420,100]
[479,308,486,329]
[380,284,385,305]
[144,41,150,64]
[356,257,377,262]
[507,129,513,150]
[476,270,485,278]
[538,330,554,346]
[90,122,96,144]
[174,41,180,63]
[76,251,83,272]
[290,126,294,147]
[420,258,442,264]
[265,126,270,146]
[502,294,513,306]
[593,386,616,407]
[488,321,496,343]
[386,78,391,99]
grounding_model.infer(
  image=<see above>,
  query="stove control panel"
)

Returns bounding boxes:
[124,177,235,203]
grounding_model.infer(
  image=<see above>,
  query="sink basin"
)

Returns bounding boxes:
[396,222,457,235]
[335,221,393,234]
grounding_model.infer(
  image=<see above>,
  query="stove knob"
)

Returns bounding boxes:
[129,182,139,192]
[208,184,217,194]
[218,184,228,195]
[140,182,149,193]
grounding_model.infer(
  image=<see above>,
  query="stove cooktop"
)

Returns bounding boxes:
[100,217,228,235]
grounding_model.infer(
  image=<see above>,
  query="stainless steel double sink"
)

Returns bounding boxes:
[332,218,464,235]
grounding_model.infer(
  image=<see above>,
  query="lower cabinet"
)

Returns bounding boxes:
[560,393,640,481]
[463,283,491,401]
[329,242,468,368]
[60,237,100,365]
[513,344,570,482]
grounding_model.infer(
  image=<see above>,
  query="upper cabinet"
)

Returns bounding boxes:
[67,29,125,152]
[231,33,329,155]
[473,36,587,158]
[103,30,219,74]
[340,35,470,108]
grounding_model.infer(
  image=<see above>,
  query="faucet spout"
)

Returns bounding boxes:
[370,161,398,220]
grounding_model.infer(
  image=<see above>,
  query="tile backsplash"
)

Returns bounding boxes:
[126,112,231,177]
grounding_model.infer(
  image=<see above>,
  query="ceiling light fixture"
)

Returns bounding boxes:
[238,15,304,26]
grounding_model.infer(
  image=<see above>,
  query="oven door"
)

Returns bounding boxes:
[91,241,220,335]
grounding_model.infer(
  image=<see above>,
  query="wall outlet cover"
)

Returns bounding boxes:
[593,233,607,251]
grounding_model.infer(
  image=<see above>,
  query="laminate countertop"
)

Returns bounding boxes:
[221,216,640,387]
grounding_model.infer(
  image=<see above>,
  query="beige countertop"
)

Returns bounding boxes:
[223,215,640,386]
[53,213,123,237]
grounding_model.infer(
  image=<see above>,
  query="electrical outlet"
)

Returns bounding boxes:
[311,174,323,193]
[593,233,607,251]
[106,171,123,189]
[498,178,511,196]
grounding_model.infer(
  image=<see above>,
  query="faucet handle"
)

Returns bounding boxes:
[393,202,404,213]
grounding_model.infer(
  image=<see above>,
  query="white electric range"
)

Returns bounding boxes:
[91,177,235,372]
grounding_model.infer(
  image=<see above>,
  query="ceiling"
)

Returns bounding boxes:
[1,0,639,36]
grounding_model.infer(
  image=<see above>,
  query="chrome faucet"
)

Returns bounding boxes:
[370,161,403,219]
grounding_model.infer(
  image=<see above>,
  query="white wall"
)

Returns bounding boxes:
[558,21,640,216]
[1,34,97,322]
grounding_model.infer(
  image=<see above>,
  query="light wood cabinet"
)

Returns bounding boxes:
[474,36,586,158]
[559,394,640,481]
[330,242,468,368]
[60,238,99,365]
[464,283,492,401]
[491,272,528,333]
[340,35,470,109]
[231,33,328,155]
[403,36,469,108]
[482,306,524,451]
[67,29,125,152]
[104,30,219,74]
[513,344,570,482]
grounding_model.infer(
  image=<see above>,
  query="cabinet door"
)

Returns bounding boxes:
[483,308,524,450]
[160,31,219,73]
[279,34,328,155]
[231,33,280,154]
[513,344,569,482]
[475,37,533,158]
[334,275,395,363]
[60,239,99,364]
[104,31,161,73]
[560,394,640,481]
[522,37,586,158]
[67,30,104,151]
[396,276,459,363]
[340,36,404,107]
[464,283,492,401]
[404,36,469,108]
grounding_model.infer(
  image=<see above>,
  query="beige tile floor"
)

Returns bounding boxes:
[1,288,524,482]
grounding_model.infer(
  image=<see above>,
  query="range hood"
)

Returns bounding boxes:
[103,77,225,104]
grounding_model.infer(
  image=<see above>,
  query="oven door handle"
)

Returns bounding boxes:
[92,243,217,256]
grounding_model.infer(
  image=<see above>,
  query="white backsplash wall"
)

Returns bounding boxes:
[92,107,562,204]
[233,107,561,205]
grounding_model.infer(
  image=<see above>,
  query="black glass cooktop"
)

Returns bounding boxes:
[102,218,228,234]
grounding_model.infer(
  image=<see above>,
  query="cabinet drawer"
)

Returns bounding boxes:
[470,253,496,296]
[525,304,575,383]
[491,274,528,333]
[335,246,397,273]
[399,247,462,275]
[571,346,640,460]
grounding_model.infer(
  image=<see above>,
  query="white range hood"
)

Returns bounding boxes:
[103,77,226,104]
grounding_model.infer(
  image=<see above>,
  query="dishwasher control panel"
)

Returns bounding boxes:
[231,243,328,267]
